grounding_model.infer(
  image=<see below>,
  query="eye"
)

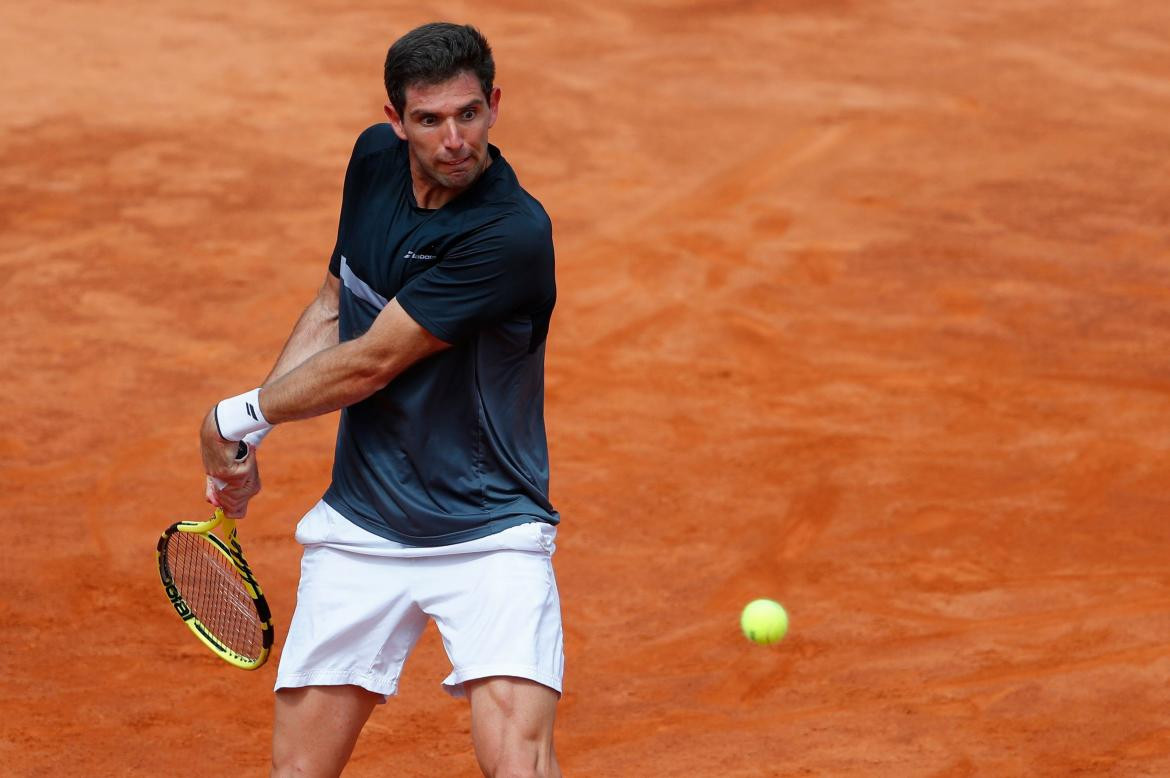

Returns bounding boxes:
[461,109,477,121]
[419,115,437,126]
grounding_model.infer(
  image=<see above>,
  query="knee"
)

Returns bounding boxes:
[271,746,294,776]
[475,729,559,778]
[270,727,345,777]
[485,764,551,778]
[481,747,561,778]
[270,751,318,777]
[468,677,560,778]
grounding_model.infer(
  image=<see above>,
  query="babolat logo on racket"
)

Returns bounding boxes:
[156,510,274,670]
[160,569,195,621]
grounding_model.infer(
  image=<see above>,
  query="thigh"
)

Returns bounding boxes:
[466,676,561,778]
[276,543,429,699]
[272,685,382,778]
[420,548,564,697]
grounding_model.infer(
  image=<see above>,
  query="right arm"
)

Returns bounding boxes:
[202,270,340,516]
[204,127,386,515]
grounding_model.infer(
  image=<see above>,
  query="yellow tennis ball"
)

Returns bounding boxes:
[740,598,788,645]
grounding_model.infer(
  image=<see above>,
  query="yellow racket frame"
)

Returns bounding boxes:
[156,508,274,670]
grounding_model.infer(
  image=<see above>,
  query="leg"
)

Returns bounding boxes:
[467,676,561,778]
[272,503,433,774]
[271,685,381,777]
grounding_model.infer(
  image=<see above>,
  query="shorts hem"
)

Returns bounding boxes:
[275,670,400,700]
[442,663,564,699]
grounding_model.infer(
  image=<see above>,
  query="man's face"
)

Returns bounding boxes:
[386,70,500,194]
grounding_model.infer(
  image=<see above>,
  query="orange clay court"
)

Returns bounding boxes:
[2,2,1170,775]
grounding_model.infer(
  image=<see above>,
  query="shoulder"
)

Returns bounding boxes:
[349,123,403,165]
[476,162,554,244]
[459,205,553,264]
[502,207,553,256]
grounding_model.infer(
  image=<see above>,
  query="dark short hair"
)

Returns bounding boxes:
[384,23,495,118]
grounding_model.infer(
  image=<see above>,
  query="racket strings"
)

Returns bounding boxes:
[165,531,264,660]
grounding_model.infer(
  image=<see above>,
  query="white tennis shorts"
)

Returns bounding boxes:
[274,500,564,700]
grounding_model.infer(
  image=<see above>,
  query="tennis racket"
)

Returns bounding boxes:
[156,469,274,670]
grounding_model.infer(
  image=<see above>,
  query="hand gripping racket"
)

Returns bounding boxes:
[156,461,274,669]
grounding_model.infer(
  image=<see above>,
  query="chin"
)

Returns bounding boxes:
[434,172,467,189]
[440,166,479,189]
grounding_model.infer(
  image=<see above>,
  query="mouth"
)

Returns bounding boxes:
[441,155,472,168]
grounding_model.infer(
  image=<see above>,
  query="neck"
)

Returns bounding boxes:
[411,178,463,211]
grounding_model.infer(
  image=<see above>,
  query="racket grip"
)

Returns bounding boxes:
[210,442,249,491]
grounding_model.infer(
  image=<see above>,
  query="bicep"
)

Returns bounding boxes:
[299,268,340,340]
[357,298,451,383]
[317,270,340,316]
[302,269,340,335]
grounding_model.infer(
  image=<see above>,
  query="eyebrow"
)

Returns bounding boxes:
[409,99,485,120]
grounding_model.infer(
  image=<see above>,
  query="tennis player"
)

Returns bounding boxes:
[199,23,562,777]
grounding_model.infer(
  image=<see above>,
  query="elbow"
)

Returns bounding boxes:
[351,361,393,398]
[350,348,409,397]
[314,299,340,328]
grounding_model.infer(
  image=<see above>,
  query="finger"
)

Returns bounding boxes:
[205,477,222,507]
[220,497,248,519]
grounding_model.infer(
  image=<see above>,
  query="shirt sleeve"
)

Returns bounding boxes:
[328,125,400,277]
[395,214,556,345]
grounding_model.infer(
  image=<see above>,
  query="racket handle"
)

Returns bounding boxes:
[210,442,250,490]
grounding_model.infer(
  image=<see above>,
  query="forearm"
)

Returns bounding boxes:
[258,299,448,425]
[258,339,389,423]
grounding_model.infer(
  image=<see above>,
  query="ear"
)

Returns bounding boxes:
[487,86,501,129]
[384,103,408,141]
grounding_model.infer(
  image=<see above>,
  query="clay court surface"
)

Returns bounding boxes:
[4,1,1170,775]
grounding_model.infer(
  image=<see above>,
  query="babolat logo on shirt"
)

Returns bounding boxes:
[403,250,437,261]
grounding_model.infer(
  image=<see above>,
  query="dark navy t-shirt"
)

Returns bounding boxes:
[321,124,558,546]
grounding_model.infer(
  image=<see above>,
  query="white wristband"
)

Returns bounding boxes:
[242,425,272,448]
[214,388,271,442]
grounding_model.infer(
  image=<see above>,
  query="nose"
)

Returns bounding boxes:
[441,118,463,151]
